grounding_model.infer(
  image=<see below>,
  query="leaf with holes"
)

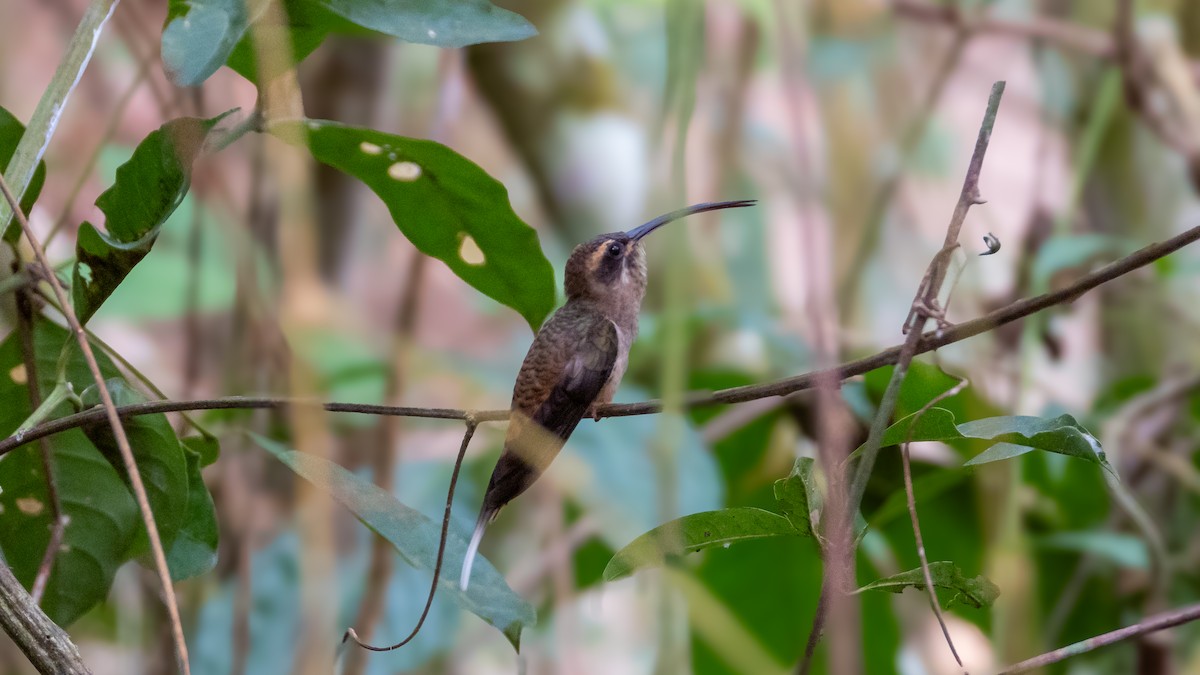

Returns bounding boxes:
[603,508,798,581]
[73,114,230,323]
[79,380,190,561]
[855,561,1000,609]
[0,106,46,231]
[272,120,556,330]
[0,320,139,626]
[251,434,535,651]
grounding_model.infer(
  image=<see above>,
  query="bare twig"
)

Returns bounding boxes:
[344,419,478,652]
[999,602,1200,673]
[901,375,970,672]
[816,82,1003,674]
[0,174,190,673]
[15,288,66,606]
[342,253,426,675]
[847,81,1006,526]
[5,215,1200,459]
[893,0,1114,63]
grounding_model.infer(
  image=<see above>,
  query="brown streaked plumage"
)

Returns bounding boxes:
[460,200,756,589]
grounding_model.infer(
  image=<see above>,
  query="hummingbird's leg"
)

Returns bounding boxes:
[588,404,603,422]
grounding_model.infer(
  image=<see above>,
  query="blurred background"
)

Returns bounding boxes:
[2,0,1200,673]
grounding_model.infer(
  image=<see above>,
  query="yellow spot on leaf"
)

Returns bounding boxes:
[9,364,26,384]
[360,141,382,155]
[459,235,486,266]
[16,497,43,516]
[387,161,421,181]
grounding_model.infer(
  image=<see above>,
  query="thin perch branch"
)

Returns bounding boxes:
[3,216,1200,460]
[999,602,1200,673]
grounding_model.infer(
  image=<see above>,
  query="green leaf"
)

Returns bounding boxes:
[165,442,219,580]
[0,106,46,221]
[879,407,963,447]
[317,0,536,49]
[603,508,798,582]
[72,114,229,323]
[772,458,821,537]
[183,434,221,468]
[855,561,1000,609]
[162,0,257,87]
[847,407,1111,474]
[79,380,191,556]
[273,120,556,330]
[958,414,1110,471]
[172,0,533,87]
[0,320,139,626]
[250,434,535,650]
[224,0,365,84]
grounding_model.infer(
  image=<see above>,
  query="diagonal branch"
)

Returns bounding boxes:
[0,560,91,674]
[0,173,190,673]
[999,602,1200,673]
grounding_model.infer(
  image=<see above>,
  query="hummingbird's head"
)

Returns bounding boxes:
[563,231,647,303]
[563,200,756,303]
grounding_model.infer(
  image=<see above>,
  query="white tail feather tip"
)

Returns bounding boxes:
[460,520,486,591]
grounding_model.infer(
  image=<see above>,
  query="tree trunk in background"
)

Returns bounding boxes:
[301,37,388,283]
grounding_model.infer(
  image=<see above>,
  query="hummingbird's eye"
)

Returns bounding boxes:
[606,242,622,257]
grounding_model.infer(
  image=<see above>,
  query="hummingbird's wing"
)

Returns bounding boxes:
[482,317,619,517]
[461,317,619,590]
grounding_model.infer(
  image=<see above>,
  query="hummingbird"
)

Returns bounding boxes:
[460,199,755,590]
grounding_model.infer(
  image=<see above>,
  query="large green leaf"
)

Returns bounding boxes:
[854,561,1000,610]
[273,120,556,330]
[0,320,139,626]
[959,414,1111,472]
[165,438,220,580]
[79,380,190,559]
[316,0,536,48]
[224,0,360,84]
[0,106,46,221]
[166,0,534,87]
[251,434,535,650]
[162,0,259,87]
[603,508,798,581]
[72,115,228,323]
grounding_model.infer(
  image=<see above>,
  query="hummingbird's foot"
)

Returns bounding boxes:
[588,405,603,422]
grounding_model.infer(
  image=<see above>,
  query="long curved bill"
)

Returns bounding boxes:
[626,199,756,241]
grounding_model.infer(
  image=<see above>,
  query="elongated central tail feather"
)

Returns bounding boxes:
[460,508,491,591]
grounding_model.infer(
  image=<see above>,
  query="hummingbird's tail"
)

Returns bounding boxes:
[460,507,493,591]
